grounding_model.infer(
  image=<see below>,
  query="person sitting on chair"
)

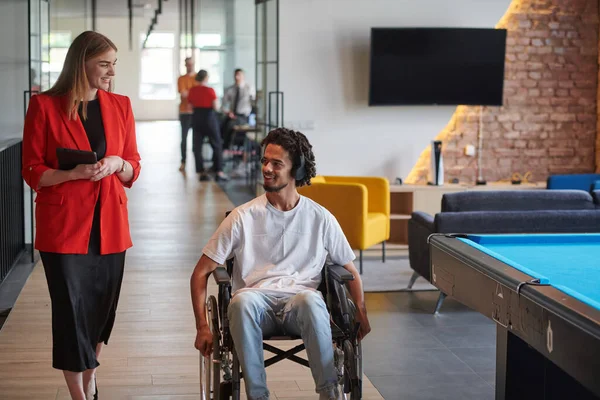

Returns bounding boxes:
[221,68,255,150]
[190,127,371,400]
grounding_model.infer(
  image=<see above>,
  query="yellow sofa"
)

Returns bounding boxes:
[298,175,390,273]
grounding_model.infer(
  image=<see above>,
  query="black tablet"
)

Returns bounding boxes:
[56,148,98,171]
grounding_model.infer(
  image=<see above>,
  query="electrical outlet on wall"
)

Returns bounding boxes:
[464,144,476,157]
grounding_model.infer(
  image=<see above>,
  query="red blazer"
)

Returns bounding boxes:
[22,90,141,254]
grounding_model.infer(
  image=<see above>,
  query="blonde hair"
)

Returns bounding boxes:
[44,31,117,120]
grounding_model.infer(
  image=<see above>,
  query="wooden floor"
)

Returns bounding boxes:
[0,121,383,400]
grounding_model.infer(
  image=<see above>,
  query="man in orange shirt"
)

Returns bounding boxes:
[178,57,198,172]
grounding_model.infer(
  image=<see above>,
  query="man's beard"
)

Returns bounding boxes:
[263,181,288,193]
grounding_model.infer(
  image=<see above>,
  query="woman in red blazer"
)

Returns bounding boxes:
[188,69,229,182]
[22,31,141,400]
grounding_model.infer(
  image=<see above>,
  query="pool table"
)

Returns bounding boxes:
[428,233,600,400]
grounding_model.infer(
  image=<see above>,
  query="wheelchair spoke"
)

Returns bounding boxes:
[200,296,224,400]
[199,354,210,400]
[232,348,241,400]
[342,339,362,400]
[357,341,363,380]
[205,354,212,398]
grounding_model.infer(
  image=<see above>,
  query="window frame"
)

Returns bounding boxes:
[139,31,178,101]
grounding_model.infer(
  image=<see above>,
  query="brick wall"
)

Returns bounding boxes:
[406,0,598,184]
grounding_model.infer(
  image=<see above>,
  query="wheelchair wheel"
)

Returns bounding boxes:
[342,339,362,400]
[200,295,221,399]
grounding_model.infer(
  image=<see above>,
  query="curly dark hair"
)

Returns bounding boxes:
[261,127,317,187]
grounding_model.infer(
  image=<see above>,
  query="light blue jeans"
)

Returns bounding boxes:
[228,290,339,400]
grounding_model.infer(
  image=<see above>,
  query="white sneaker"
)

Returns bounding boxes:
[319,386,342,400]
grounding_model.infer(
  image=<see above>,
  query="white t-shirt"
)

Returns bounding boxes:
[202,194,355,296]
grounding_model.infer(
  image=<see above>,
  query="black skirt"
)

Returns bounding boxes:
[40,200,125,372]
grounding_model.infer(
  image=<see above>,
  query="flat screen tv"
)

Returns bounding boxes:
[368,27,507,106]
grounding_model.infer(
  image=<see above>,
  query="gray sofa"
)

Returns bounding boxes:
[407,190,600,312]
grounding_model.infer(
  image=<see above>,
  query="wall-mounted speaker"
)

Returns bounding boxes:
[428,140,444,186]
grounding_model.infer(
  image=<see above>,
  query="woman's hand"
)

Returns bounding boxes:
[89,156,123,182]
[69,163,103,181]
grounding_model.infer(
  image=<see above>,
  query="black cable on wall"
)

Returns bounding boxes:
[91,0,97,31]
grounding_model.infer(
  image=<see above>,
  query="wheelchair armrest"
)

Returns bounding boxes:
[212,267,231,286]
[327,264,354,283]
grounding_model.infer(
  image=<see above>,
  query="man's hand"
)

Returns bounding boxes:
[355,309,371,341]
[195,325,214,357]
[341,261,371,342]
[228,111,235,119]
[90,156,123,182]
[191,255,220,358]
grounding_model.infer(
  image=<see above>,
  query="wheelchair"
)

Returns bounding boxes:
[199,256,363,400]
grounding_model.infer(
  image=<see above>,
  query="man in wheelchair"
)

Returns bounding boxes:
[191,127,371,400]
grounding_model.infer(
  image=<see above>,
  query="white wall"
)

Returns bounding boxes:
[0,0,29,139]
[279,0,511,182]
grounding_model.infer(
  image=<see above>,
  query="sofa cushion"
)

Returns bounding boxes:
[441,190,595,212]
[435,210,600,234]
[410,211,434,231]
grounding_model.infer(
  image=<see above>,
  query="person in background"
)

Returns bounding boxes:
[177,57,198,173]
[221,68,255,150]
[187,69,229,182]
[21,31,141,400]
[221,68,256,178]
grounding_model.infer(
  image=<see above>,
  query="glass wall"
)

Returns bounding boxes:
[29,0,50,93]
[46,32,72,88]
[255,0,279,131]
[175,0,254,101]
[49,0,91,87]
[179,32,225,98]
[141,32,177,100]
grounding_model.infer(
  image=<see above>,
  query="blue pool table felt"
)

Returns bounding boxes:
[458,234,600,312]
